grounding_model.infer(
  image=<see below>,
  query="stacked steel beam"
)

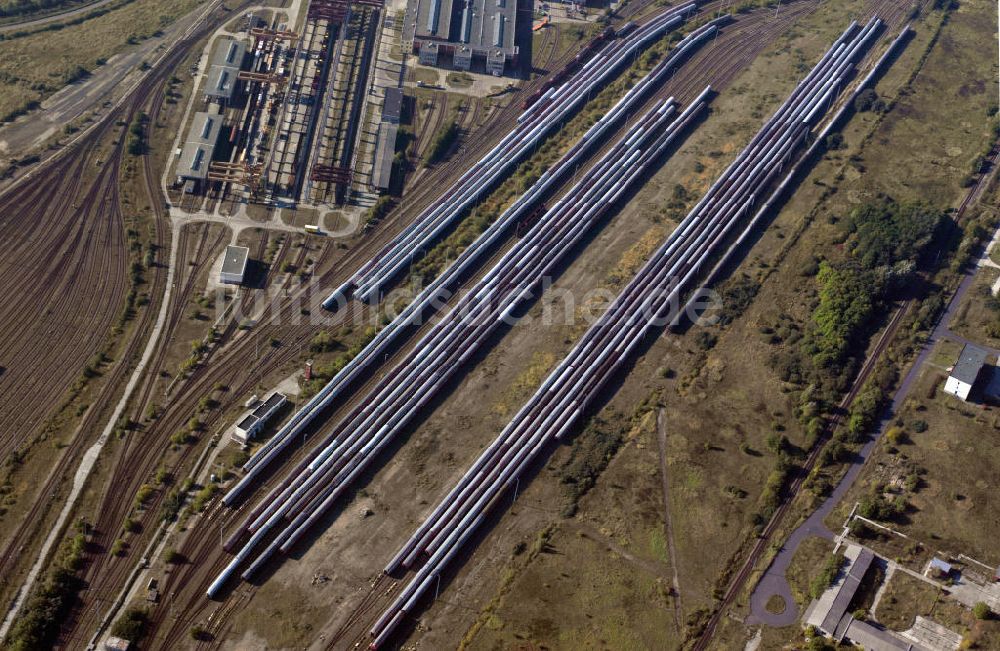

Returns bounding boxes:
[208,75,714,598]
[329,3,698,305]
[367,16,886,649]
[225,19,720,505]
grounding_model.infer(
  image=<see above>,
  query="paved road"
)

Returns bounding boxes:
[746,150,1000,628]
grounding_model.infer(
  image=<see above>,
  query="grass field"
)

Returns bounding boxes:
[454,1,1000,649]
[0,0,107,26]
[831,343,1000,565]
[874,570,1000,647]
[0,0,204,122]
[950,183,1000,346]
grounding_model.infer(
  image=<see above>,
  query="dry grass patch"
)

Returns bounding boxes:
[0,0,203,121]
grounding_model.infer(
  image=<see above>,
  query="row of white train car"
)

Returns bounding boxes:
[209,18,722,598]
[331,2,699,305]
[223,4,705,505]
[365,15,913,648]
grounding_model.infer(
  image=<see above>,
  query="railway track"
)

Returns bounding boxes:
[358,18,894,647]
[146,0,804,640]
[533,22,561,76]
[139,2,844,648]
[0,138,126,459]
[690,302,909,651]
[37,1,865,647]
[414,94,449,162]
[125,222,226,428]
[0,102,143,584]
[0,0,262,639]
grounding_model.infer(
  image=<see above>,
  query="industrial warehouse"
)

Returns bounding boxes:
[2,0,998,650]
[404,0,519,75]
[172,0,392,206]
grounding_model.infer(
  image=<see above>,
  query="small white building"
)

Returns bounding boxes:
[944,344,988,401]
[104,636,131,651]
[231,392,287,445]
[220,245,250,285]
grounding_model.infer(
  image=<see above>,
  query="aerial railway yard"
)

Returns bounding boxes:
[0,0,251,599]
[143,1,928,645]
[0,0,992,648]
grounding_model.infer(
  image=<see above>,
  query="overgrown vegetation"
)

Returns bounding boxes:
[809,553,845,599]
[857,489,907,522]
[3,529,88,650]
[363,195,393,229]
[426,120,460,164]
[110,606,149,642]
[805,199,943,368]
[300,326,380,398]
[127,111,147,155]
[556,416,626,517]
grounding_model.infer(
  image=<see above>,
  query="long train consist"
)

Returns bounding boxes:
[207,52,716,597]
[327,2,699,306]
[365,16,902,648]
[223,13,719,506]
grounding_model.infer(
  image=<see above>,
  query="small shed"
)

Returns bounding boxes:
[104,637,131,651]
[220,245,250,285]
[929,557,953,578]
[944,344,988,401]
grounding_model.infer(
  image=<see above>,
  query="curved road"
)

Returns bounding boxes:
[747,140,1000,627]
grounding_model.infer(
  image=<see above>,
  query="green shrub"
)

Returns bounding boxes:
[810,554,844,599]
[111,607,148,642]
[426,121,460,163]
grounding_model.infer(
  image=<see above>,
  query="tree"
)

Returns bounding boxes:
[810,261,874,365]
[972,601,992,620]
[111,607,149,641]
[854,88,878,112]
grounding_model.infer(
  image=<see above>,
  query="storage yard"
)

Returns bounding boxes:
[0,0,996,649]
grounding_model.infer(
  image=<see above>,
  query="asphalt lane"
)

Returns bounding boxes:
[746,164,1000,628]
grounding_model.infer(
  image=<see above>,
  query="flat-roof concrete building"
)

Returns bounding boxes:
[802,544,957,649]
[231,392,287,445]
[405,0,518,76]
[176,111,224,183]
[372,121,398,191]
[382,87,403,123]
[220,245,250,285]
[205,37,247,102]
[944,343,989,401]
[804,546,874,637]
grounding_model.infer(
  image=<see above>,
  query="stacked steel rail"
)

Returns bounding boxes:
[225,19,721,503]
[366,16,887,648]
[208,79,714,598]
[331,2,698,305]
